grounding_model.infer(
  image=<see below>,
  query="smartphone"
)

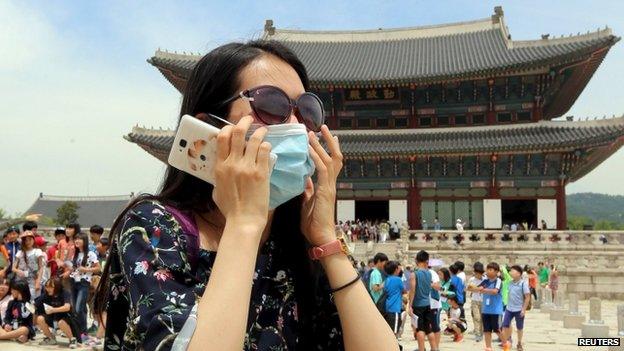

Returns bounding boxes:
[168,115,277,185]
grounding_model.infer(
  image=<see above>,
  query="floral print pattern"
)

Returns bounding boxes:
[104,200,343,351]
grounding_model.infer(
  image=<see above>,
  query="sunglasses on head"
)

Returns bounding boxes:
[218,85,325,132]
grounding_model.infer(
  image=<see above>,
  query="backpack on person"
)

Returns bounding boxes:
[375,290,388,316]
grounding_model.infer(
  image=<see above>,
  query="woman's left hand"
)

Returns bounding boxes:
[301,125,343,247]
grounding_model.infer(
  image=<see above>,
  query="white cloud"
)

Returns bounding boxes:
[0,1,64,71]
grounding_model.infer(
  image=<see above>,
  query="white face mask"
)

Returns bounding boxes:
[261,123,315,209]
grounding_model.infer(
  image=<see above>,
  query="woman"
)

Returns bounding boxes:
[70,233,100,340]
[12,231,44,300]
[549,265,559,302]
[95,40,398,350]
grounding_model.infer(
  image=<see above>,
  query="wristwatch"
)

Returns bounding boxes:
[308,239,346,260]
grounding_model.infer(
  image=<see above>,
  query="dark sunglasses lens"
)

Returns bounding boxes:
[297,93,324,131]
[252,87,291,125]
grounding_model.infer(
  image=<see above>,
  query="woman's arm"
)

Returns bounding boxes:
[302,126,397,350]
[50,303,71,314]
[187,117,273,351]
[187,221,263,350]
[320,254,399,351]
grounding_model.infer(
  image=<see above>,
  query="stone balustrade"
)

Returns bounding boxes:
[404,230,624,251]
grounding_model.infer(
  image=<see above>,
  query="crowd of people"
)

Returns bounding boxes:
[337,220,403,243]
[0,221,109,348]
[354,251,561,351]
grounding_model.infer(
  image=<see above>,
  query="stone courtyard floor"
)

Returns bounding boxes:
[0,299,620,350]
[399,299,621,351]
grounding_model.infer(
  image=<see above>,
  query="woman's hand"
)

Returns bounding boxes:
[212,116,272,233]
[301,125,343,246]
[35,279,41,292]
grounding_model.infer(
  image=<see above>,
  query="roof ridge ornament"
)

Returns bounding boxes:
[265,19,275,36]
[492,6,504,24]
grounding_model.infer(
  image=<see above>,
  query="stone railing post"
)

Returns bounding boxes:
[582,297,609,337]
[541,288,554,313]
[550,290,567,321]
[563,293,585,329]
[611,304,624,351]
[525,231,537,245]
[534,287,542,309]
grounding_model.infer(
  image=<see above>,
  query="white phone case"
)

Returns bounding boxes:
[168,115,277,185]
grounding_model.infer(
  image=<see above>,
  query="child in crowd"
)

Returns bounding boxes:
[478,262,504,351]
[501,265,531,351]
[88,225,104,253]
[383,260,406,339]
[12,230,45,299]
[467,262,485,342]
[0,278,12,321]
[445,296,466,342]
[69,233,100,341]
[0,278,35,342]
[35,277,78,348]
[58,223,80,263]
[47,227,67,279]
[409,250,440,351]
[438,267,456,319]
[449,264,465,318]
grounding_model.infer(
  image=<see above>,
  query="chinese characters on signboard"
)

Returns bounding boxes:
[345,88,399,101]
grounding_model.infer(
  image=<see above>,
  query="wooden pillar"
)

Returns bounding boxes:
[556,183,567,230]
[490,154,500,198]
[487,78,496,124]
[408,186,421,229]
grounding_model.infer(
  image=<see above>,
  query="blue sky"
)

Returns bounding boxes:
[1,0,623,215]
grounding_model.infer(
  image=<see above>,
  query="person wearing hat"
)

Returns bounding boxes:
[12,231,45,299]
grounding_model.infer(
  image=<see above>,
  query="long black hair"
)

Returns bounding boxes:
[73,233,90,268]
[10,278,31,302]
[95,39,320,344]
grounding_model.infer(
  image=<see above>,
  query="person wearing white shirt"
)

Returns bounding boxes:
[466,262,486,342]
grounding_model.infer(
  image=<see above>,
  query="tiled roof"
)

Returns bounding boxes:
[23,194,134,228]
[124,117,624,161]
[332,117,624,157]
[148,8,618,87]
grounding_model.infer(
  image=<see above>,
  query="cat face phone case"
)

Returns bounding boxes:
[168,115,277,185]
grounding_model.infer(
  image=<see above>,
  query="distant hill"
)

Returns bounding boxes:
[567,193,624,225]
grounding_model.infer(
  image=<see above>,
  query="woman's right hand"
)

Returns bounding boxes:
[212,115,272,233]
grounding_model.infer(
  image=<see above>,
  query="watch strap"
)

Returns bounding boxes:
[308,239,344,260]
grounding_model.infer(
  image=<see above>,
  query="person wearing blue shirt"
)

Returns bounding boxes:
[478,262,504,351]
[501,265,531,351]
[383,261,406,339]
[368,253,388,303]
[449,264,465,318]
[2,227,21,279]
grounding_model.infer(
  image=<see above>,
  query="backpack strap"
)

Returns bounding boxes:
[165,205,200,271]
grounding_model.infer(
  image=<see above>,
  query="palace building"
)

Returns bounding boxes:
[126,7,624,230]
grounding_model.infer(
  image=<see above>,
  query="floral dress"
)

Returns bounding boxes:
[104,200,343,351]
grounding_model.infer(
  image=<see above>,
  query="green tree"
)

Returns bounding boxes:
[567,215,593,230]
[0,208,7,220]
[56,201,80,225]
